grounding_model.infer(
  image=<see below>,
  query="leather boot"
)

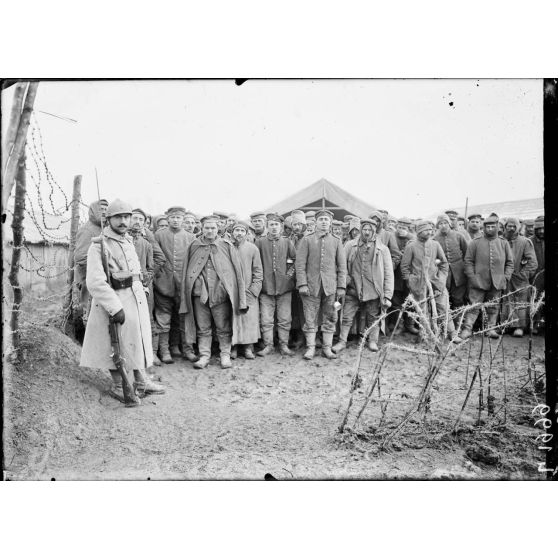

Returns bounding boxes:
[332,325,351,354]
[133,369,165,397]
[183,343,198,363]
[303,332,316,360]
[152,332,162,366]
[194,336,212,369]
[230,346,238,360]
[244,344,255,359]
[158,332,174,364]
[278,329,293,356]
[257,330,274,357]
[322,332,337,359]
[219,336,233,369]
[367,326,380,352]
[109,370,140,407]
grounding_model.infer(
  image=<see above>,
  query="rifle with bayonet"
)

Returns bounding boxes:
[96,168,139,407]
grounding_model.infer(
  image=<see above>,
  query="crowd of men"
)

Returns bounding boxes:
[75,199,545,406]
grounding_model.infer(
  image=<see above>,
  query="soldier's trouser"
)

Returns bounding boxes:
[464,286,502,328]
[342,295,381,330]
[301,286,338,334]
[154,291,181,334]
[291,290,305,330]
[260,292,292,335]
[391,287,413,328]
[448,271,467,308]
[501,285,530,330]
[193,297,232,341]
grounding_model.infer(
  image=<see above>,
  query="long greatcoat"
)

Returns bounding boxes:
[505,225,538,291]
[154,228,195,297]
[464,236,514,291]
[234,239,263,344]
[80,228,153,370]
[433,229,468,288]
[179,237,247,345]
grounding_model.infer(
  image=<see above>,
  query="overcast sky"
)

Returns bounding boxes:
[2,79,543,220]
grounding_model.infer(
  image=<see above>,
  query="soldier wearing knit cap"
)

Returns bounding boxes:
[434,213,469,311]
[401,220,459,343]
[333,217,394,354]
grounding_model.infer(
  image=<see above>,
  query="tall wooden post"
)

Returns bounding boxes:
[8,150,27,361]
[63,175,82,310]
[2,82,27,173]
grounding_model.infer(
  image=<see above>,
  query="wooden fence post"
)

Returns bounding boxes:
[8,150,27,361]
[63,175,82,310]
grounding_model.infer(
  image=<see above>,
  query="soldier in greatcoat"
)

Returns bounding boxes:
[295,209,347,360]
[433,213,469,310]
[370,210,402,270]
[180,215,248,369]
[80,199,164,405]
[459,215,515,340]
[445,209,471,241]
[248,211,267,242]
[153,206,196,363]
[400,220,460,343]
[500,216,538,337]
[390,216,416,333]
[333,216,394,354]
[231,220,263,359]
[467,214,484,240]
[255,213,297,356]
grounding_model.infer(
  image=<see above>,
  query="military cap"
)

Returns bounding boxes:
[343,214,357,222]
[291,210,306,224]
[93,198,108,206]
[445,209,458,217]
[369,210,383,225]
[534,216,544,229]
[457,215,466,222]
[387,215,397,222]
[250,211,266,220]
[523,219,535,226]
[132,207,148,220]
[397,216,412,226]
[232,220,251,231]
[106,198,133,217]
[436,213,451,226]
[213,211,229,220]
[183,210,197,219]
[468,213,482,220]
[415,219,433,233]
[488,212,499,219]
[315,209,334,220]
[200,214,220,224]
[305,211,316,219]
[166,206,186,215]
[266,213,284,223]
[483,215,499,225]
[332,219,343,226]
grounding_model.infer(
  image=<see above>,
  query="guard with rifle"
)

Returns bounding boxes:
[79,198,165,406]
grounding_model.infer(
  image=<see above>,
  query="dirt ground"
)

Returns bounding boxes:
[3,299,547,480]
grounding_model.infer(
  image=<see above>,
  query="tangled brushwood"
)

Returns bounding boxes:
[338,285,545,451]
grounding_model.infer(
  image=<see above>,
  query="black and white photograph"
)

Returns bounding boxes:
[2,78,554,481]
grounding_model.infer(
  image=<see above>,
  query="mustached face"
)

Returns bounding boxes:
[232,227,247,242]
[267,220,282,236]
[109,214,131,235]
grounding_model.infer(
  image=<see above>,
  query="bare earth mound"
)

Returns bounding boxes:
[3,323,545,480]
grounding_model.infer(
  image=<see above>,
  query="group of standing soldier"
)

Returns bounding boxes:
[76,199,545,406]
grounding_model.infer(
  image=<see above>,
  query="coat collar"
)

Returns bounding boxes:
[104,227,130,243]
